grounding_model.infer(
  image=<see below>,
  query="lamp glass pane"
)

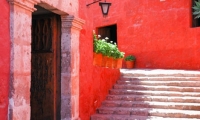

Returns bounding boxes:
[102,4,109,14]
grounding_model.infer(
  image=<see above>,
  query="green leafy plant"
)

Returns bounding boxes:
[112,49,124,59]
[104,42,117,57]
[93,31,108,54]
[193,0,200,19]
[124,55,136,61]
[93,39,106,53]
[93,30,124,58]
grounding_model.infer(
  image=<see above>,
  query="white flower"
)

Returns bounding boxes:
[105,37,109,40]
[98,35,101,38]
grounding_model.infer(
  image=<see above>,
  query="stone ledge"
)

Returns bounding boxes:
[8,0,39,12]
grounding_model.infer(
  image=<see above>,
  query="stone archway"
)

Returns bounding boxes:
[7,0,84,120]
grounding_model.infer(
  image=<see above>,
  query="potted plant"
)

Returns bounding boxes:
[93,32,103,66]
[113,50,124,69]
[93,31,110,67]
[93,30,125,68]
[124,55,136,69]
[99,39,112,67]
[93,34,116,68]
[193,0,200,19]
[105,41,117,68]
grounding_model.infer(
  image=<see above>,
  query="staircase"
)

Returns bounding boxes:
[91,69,200,120]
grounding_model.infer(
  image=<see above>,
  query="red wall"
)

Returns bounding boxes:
[79,0,200,119]
[79,0,120,120]
[0,0,10,120]
[1,0,200,119]
[80,0,200,70]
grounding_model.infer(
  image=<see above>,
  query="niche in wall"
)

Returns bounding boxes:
[97,24,117,44]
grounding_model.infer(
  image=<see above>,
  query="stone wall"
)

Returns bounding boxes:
[7,0,83,120]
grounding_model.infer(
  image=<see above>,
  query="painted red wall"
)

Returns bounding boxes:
[79,0,200,119]
[79,0,120,120]
[80,0,200,70]
[0,0,10,120]
[113,0,200,70]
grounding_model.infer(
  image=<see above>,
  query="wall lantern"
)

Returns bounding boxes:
[86,0,112,17]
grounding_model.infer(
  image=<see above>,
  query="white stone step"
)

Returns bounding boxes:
[106,95,200,103]
[98,107,200,118]
[109,89,200,97]
[120,69,200,77]
[114,84,200,92]
[91,114,200,120]
[102,100,200,110]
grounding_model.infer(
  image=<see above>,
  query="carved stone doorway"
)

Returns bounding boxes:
[31,9,61,120]
[8,1,84,119]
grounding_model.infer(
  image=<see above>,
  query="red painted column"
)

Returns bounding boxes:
[0,0,10,120]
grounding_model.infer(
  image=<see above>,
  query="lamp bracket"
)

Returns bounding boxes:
[86,0,102,7]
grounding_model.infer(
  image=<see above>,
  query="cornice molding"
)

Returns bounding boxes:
[7,0,39,12]
[61,15,85,31]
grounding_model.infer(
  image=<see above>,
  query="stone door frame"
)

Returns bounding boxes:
[7,0,84,120]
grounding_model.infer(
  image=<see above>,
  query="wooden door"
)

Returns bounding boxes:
[31,14,61,120]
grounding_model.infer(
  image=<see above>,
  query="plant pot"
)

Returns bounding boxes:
[106,57,114,68]
[125,60,135,69]
[116,58,123,69]
[113,58,123,69]
[113,59,118,69]
[93,52,102,66]
[101,55,108,67]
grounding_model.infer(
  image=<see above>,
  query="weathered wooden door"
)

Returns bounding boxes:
[31,14,61,120]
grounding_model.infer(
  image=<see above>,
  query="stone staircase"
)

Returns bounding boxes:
[91,69,200,120]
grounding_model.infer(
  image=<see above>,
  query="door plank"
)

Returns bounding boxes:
[31,14,61,120]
